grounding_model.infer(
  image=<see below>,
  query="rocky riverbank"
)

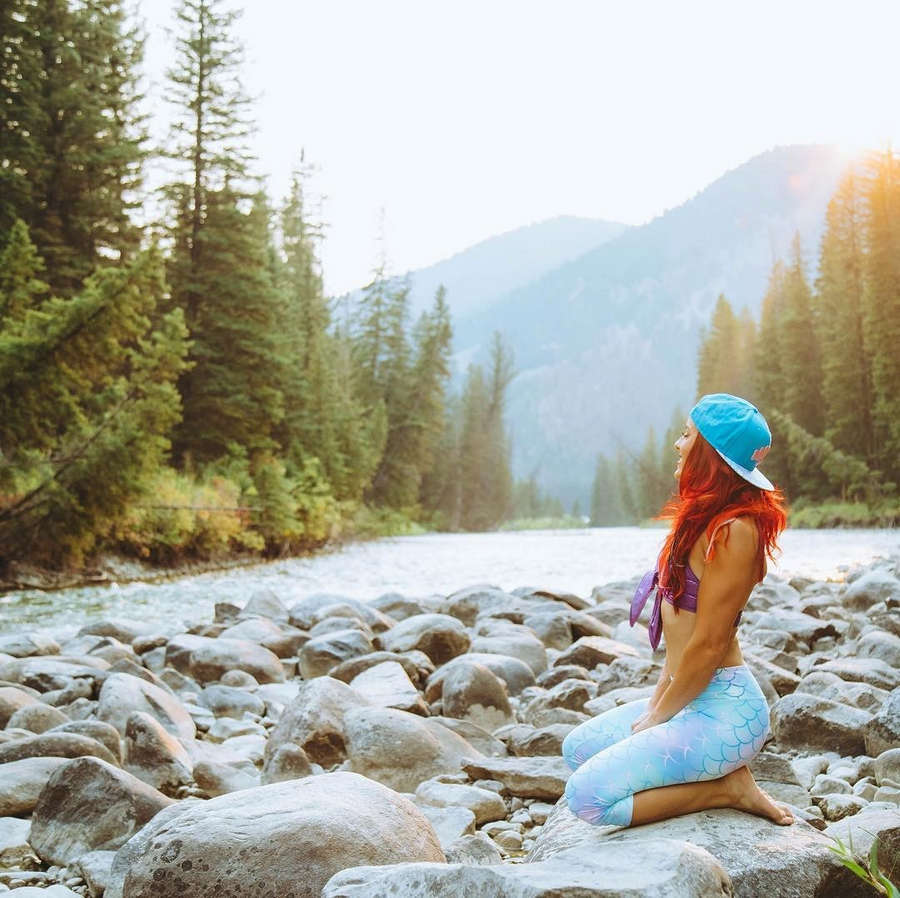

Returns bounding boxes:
[0,557,897,897]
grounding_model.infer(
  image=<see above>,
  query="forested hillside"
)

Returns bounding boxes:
[0,0,524,571]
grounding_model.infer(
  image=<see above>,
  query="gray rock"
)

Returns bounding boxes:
[96,673,195,740]
[795,670,889,711]
[322,838,732,897]
[123,711,193,795]
[417,804,476,849]
[537,665,592,689]
[367,592,429,621]
[530,797,860,898]
[750,610,840,648]
[841,568,900,611]
[874,747,900,786]
[812,657,900,692]
[0,632,60,658]
[0,657,107,693]
[29,757,173,865]
[771,692,872,755]
[0,731,118,766]
[288,594,393,632]
[815,793,870,821]
[441,661,514,731]
[810,774,852,796]
[0,686,40,726]
[261,742,312,784]
[49,720,122,763]
[508,723,573,757]
[856,630,900,668]
[330,650,433,689]
[344,706,483,792]
[0,756,69,814]
[239,588,290,622]
[427,717,508,757]
[865,687,900,757]
[198,684,265,719]
[440,585,519,627]
[415,778,508,824]
[165,634,286,684]
[823,806,900,882]
[73,849,116,898]
[425,653,536,701]
[192,759,259,796]
[108,772,444,898]
[5,701,68,733]
[521,612,575,650]
[78,619,152,645]
[299,628,376,678]
[461,756,570,800]
[0,815,34,867]
[264,676,369,767]
[379,613,471,665]
[553,635,640,671]
[5,887,81,898]
[443,831,504,865]
[348,660,429,715]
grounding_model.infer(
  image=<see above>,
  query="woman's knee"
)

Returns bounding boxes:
[564,775,633,827]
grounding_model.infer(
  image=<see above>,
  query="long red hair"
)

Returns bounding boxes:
[657,430,787,610]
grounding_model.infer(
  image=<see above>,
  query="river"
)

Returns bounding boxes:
[1,527,897,641]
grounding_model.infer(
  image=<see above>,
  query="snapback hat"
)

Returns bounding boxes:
[689,393,775,491]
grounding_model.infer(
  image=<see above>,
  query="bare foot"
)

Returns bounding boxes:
[721,765,795,825]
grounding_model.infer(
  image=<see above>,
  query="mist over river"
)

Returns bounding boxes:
[2,527,898,641]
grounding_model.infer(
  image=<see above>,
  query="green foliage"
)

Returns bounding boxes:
[788,499,900,528]
[827,827,899,897]
[498,515,584,531]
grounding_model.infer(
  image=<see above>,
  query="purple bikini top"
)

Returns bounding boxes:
[629,557,743,651]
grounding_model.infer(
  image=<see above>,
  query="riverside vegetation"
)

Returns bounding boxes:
[0,555,896,895]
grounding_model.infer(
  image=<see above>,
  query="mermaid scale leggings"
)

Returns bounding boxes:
[562,665,770,827]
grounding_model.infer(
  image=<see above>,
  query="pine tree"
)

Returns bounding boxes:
[779,234,823,435]
[0,0,148,291]
[813,170,874,460]
[753,260,788,413]
[0,220,49,320]
[590,453,625,525]
[696,294,739,397]
[861,149,900,478]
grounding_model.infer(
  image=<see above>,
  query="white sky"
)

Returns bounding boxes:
[137,0,900,297]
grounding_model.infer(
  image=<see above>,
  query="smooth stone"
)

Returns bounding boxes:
[73,849,116,898]
[553,636,640,671]
[415,779,508,824]
[261,742,313,784]
[96,673,195,740]
[771,692,872,755]
[330,651,433,690]
[417,804,476,849]
[263,676,369,768]
[0,757,69,814]
[123,712,193,795]
[425,653,536,701]
[379,613,471,665]
[469,633,548,676]
[823,807,900,879]
[874,747,900,786]
[199,684,265,719]
[865,687,900,757]
[815,793,870,821]
[0,633,60,658]
[841,568,900,611]
[29,757,173,865]
[856,630,900,668]
[427,717,508,757]
[192,759,259,796]
[0,816,34,867]
[0,687,40,727]
[348,661,429,715]
[106,772,444,898]
[165,635,286,684]
[812,658,900,692]
[443,831,504,865]
[299,629,376,678]
[6,702,69,734]
[239,588,290,622]
[441,661,515,731]
[3,887,81,898]
[344,706,484,792]
[461,756,570,800]
[0,732,118,766]
[322,838,732,897]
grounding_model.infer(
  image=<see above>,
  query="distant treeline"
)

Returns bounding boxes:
[591,149,900,526]
[0,0,521,570]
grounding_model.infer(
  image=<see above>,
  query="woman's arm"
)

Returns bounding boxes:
[642,518,759,726]
[647,656,671,711]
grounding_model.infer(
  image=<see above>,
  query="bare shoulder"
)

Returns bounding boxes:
[716,515,759,560]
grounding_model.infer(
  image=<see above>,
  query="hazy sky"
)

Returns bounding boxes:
[138,0,900,296]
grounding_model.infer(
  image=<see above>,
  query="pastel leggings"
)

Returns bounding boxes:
[562,664,770,827]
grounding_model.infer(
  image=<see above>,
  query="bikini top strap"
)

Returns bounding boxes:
[704,517,738,562]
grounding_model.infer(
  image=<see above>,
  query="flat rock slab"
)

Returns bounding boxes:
[461,756,570,800]
[323,838,733,897]
[109,772,444,898]
[529,798,870,898]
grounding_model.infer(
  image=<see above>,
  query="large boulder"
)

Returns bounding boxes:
[322,839,733,897]
[264,676,369,768]
[0,756,69,814]
[528,798,865,898]
[123,711,194,795]
[108,772,444,898]
[165,635,285,684]
[0,685,40,726]
[841,567,900,612]
[343,706,484,792]
[865,686,900,757]
[440,660,514,730]
[379,613,471,665]
[553,636,640,671]
[0,731,118,766]
[811,657,900,692]
[299,629,375,678]
[461,756,570,800]
[29,757,173,865]
[0,632,60,657]
[425,652,536,701]
[770,692,872,755]
[96,672,195,740]
[348,660,428,715]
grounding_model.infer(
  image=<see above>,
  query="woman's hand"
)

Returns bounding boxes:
[631,708,661,734]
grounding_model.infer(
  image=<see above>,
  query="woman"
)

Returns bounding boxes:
[562,393,795,829]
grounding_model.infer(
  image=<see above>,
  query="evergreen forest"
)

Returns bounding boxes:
[591,150,900,528]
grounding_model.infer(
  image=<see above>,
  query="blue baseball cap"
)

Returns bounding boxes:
[689,393,775,491]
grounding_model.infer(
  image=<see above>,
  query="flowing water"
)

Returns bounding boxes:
[1,527,897,641]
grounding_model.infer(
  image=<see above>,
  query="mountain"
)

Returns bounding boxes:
[336,216,629,324]
[448,144,854,509]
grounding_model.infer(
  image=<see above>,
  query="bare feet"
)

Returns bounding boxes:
[721,765,795,825]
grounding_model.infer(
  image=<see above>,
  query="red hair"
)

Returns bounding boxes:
[657,431,787,611]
